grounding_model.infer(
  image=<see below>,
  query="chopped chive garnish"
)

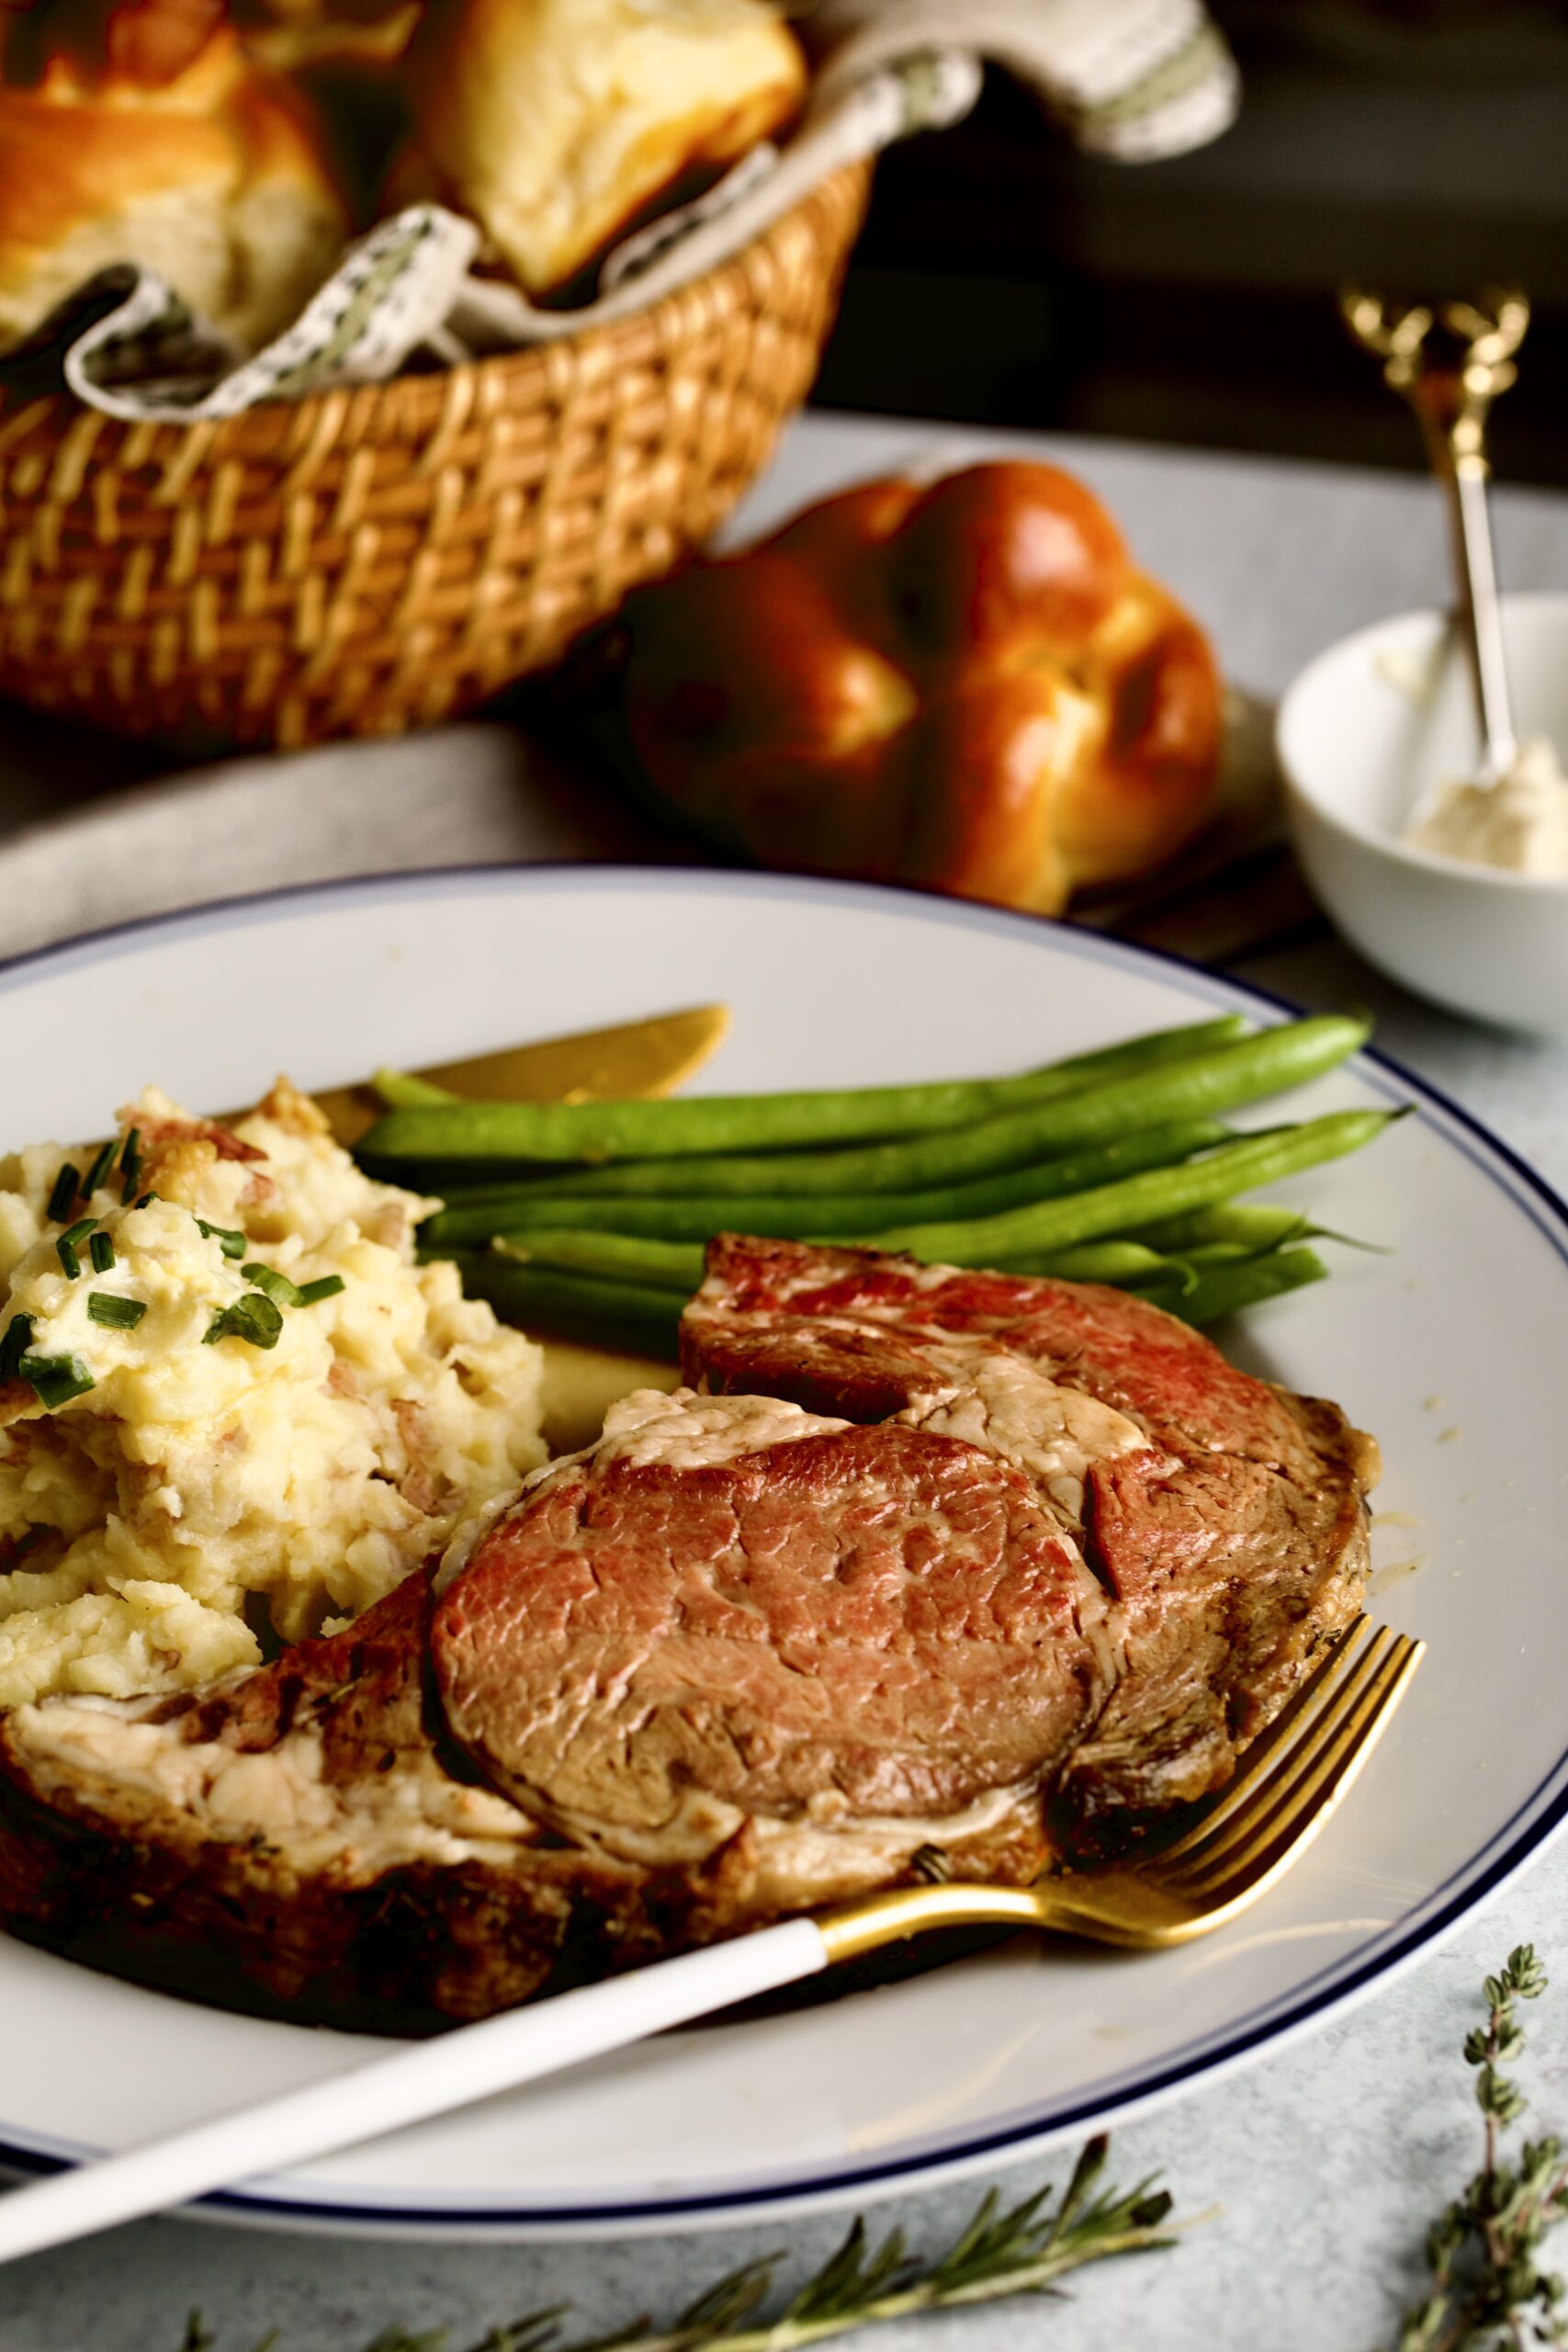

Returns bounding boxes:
[81,1139,117,1198]
[118,1129,141,1204]
[18,1351,95,1408]
[56,1218,96,1280]
[133,1191,158,1211]
[0,1312,35,1381]
[241,1263,304,1310]
[197,1219,247,1261]
[89,1231,115,1273]
[47,1165,80,1221]
[297,1275,345,1307]
[87,1293,146,1330]
[203,1293,284,1351]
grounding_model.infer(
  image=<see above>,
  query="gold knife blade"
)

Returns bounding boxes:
[310,1004,731,1148]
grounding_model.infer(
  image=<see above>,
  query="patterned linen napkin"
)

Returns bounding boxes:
[0,0,1237,424]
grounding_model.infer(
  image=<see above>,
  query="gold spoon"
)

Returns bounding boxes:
[1341,286,1530,788]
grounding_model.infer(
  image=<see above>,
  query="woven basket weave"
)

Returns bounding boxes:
[0,162,869,752]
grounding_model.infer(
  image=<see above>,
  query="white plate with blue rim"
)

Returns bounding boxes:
[1,863,1565,2241]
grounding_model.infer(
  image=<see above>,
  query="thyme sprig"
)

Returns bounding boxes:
[1387,1946,1568,2352]
[176,2136,1183,2352]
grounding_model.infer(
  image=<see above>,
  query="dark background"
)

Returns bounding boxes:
[813,0,1568,485]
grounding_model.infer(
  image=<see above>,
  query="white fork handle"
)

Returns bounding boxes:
[0,1917,830,2265]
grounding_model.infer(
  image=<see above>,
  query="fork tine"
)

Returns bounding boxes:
[1149,1616,1378,1863]
[1185,1634,1422,1906]
[1156,1630,1416,1890]
[1155,1623,1400,1877]
[1153,1633,1423,1909]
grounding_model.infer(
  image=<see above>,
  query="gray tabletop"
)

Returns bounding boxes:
[4,412,1568,2351]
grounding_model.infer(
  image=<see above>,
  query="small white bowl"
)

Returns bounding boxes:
[1277,594,1568,1033]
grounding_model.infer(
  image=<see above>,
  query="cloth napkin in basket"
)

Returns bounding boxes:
[0,0,1237,424]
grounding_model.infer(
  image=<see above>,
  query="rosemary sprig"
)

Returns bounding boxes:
[177,2137,1184,2352]
[1386,1946,1568,2352]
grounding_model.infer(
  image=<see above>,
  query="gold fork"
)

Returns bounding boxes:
[0,1613,1421,2265]
[819,1613,1424,1963]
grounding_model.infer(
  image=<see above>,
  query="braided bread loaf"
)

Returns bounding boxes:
[625,461,1224,916]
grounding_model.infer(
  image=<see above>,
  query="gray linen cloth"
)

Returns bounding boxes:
[0,726,680,964]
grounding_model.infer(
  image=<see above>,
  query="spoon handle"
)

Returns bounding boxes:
[1449,458,1517,783]
[1341,288,1530,786]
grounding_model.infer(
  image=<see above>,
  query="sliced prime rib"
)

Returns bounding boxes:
[0,1567,664,2029]
[0,1241,1377,2026]
[682,1237,1379,1838]
[0,1385,1101,2024]
[433,1387,1114,1869]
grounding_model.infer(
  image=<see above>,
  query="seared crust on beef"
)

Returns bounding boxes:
[0,1572,649,2028]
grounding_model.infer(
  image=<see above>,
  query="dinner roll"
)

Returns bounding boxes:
[392,0,806,296]
[0,9,349,354]
[624,463,1224,918]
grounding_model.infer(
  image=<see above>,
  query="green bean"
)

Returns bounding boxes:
[862,1110,1398,1265]
[1127,1203,1315,1256]
[454,1229,1327,1352]
[1128,1202,1385,1261]
[494,1231,707,1292]
[446,1253,684,1353]
[358,1013,1262,1169]
[491,1227,1213,1302]
[434,1193,891,1245]
[1160,1245,1330,1327]
[988,1240,1190,1288]
[419,1123,1230,1250]
[374,1071,459,1110]
[420,1106,1237,1204]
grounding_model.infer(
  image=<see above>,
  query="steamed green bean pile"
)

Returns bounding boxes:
[357,1012,1396,1352]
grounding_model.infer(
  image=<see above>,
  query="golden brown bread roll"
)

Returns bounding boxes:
[624,463,1225,918]
[391,0,806,297]
[0,2,349,354]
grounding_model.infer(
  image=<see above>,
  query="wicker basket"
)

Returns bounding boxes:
[0,163,869,752]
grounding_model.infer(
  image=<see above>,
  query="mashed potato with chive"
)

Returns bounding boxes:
[0,1080,547,1707]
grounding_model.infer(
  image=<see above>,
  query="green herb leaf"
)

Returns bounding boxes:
[241,1263,305,1310]
[82,1138,118,1199]
[1507,1946,1550,2002]
[296,1275,345,1307]
[169,2138,1185,2351]
[89,1230,116,1274]
[0,1311,36,1382]
[203,1294,284,1351]
[18,1351,95,1407]
[197,1220,247,1261]
[1385,1948,1568,2352]
[56,1218,96,1280]
[87,1293,146,1330]
[46,1164,80,1222]
[118,1128,142,1204]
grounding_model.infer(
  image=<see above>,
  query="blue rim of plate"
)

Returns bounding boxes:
[1,861,1566,2235]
